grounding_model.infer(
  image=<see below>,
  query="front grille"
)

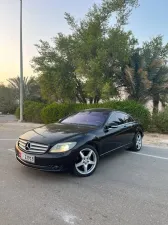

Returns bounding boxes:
[18,139,48,154]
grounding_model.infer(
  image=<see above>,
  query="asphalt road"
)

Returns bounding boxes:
[0,118,168,225]
[0,114,17,123]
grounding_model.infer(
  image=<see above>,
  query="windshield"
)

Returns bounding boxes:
[61,111,110,126]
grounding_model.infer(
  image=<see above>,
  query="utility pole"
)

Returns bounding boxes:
[20,0,24,121]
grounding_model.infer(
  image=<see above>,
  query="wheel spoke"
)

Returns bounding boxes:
[87,150,93,159]
[136,134,142,149]
[76,161,83,168]
[84,164,88,173]
[88,160,95,165]
[80,151,85,159]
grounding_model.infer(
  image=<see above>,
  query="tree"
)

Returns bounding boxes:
[7,76,41,102]
[32,37,78,103]
[142,36,168,113]
[0,84,17,114]
[32,0,139,103]
[65,0,138,103]
[116,36,168,113]
[117,49,151,102]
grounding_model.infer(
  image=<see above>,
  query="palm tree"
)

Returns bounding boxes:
[142,36,168,113]
[121,36,168,113]
[7,76,41,102]
[118,50,151,103]
[146,59,168,113]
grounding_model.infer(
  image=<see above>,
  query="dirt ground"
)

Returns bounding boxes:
[144,132,168,147]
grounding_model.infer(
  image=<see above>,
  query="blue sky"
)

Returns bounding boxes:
[0,0,168,82]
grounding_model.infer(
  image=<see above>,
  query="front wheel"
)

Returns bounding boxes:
[73,145,99,177]
[130,132,142,152]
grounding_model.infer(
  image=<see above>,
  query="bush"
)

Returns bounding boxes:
[0,86,17,114]
[0,102,17,114]
[101,100,151,130]
[41,103,70,124]
[41,103,96,124]
[153,107,168,133]
[15,100,151,130]
[15,107,20,119]
[15,101,45,123]
[41,100,151,130]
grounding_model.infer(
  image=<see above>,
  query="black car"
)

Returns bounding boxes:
[15,109,143,177]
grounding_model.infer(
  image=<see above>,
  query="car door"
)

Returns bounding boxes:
[100,112,126,155]
[122,113,136,144]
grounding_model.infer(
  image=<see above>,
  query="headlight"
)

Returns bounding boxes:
[49,142,77,153]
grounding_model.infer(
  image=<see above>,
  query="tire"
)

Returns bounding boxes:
[130,132,142,152]
[73,145,99,177]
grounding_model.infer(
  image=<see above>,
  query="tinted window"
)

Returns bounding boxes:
[61,111,110,126]
[125,115,134,123]
[107,112,119,125]
[116,112,126,125]
[107,112,127,125]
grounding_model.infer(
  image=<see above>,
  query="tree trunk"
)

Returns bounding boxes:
[75,79,87,103]
[76,94,86,103]
[153,95,159,114]
[94,96,100,104]
[89,97,93,104]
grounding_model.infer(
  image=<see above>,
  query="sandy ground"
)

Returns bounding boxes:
[144,132,168,147]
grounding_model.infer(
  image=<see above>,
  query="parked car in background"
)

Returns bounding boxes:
[15,109,143,177]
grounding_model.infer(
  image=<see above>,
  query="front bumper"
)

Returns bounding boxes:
[15,144,77,172]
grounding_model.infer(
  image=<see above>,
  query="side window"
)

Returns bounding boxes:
[125,114,134,123]
[116,113,126,125]
[107,112,118,125]
[107,112,126,125]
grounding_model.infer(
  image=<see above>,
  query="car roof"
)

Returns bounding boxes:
[82,108,130,115]
[83,108,113,113]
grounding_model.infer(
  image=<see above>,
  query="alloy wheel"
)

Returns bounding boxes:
[136,133,142,150]
[75,148,97,175]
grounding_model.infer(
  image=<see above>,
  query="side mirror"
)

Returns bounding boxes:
[110,124,118,128]
[105,123,118,130]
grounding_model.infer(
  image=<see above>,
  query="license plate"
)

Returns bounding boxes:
[21,152,35,164]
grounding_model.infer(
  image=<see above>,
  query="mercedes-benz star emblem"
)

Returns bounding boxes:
[25,142,31,151]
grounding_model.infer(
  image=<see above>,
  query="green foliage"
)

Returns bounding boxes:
[41,100,150,130]
[142,36,168,113]
[15,101,45,123]
[32,0,139,104]
[8,76,41,102]
[15,107,20,119]
[117,36,168,113]
[153,107,168,133]
[101,100,151,130]
[117,49,151,103]
[41,103,75,124]
[0,84,17,114]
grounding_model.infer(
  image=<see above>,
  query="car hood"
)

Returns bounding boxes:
[19,123,97,145]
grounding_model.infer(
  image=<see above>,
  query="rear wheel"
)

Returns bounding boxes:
[73,145,99,177]
[130,132,142,152]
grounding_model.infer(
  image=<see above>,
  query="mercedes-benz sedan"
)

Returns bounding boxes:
[15,109,143,177]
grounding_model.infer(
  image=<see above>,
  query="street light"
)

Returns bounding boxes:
[20,0,24,121]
